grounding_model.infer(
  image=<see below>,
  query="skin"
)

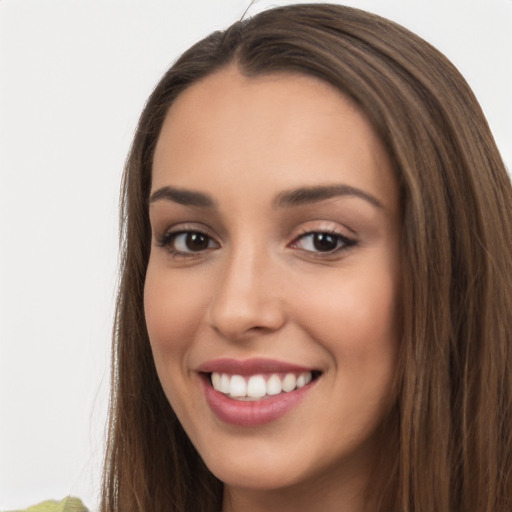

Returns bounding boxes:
[145,66,401,512]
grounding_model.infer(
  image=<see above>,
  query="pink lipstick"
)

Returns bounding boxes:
[197,358,319,426]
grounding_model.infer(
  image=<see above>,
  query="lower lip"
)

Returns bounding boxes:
[200,375,316,427]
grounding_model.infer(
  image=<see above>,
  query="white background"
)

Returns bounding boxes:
[0,1,510,510]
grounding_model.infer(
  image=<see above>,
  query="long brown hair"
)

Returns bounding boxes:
[101,4,512,511]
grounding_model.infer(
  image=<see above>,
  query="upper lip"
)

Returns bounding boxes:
[196,357,317,376]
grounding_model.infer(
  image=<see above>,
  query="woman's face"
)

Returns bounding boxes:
[145,67,401,495]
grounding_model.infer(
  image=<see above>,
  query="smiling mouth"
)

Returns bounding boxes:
[198,360,322,425]
[205,370,322,401]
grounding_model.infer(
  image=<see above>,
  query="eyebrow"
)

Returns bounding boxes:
[149,183,383,210]
[273,184,383,209]
[149,186,216,208]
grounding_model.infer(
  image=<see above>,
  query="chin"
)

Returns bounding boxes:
[208,459,304,491]
[194,436,304,490]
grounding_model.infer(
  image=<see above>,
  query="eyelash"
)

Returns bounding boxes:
[290,229,357,255]
[157,227,357,259]
[157,230,218,257]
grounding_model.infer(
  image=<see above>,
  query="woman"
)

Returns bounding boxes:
[101,4,512,511]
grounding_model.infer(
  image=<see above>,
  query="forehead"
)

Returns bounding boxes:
[156,67,367,152]
[152,66,397,211]
[166,66,359,123]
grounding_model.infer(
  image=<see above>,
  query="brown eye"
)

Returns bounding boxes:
[182,232,210,251]
[292,231,356,253]
[160,230,219,254]
[311,233,339,252]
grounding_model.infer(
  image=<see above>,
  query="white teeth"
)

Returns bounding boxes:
[210,371,313,399]
[211,372,221,390]
[247,375,266,398]
[229,375,246,397]
[282,373,297,392]
[296,372,312,388]
[266,374,282,395]
[219,373,230,394]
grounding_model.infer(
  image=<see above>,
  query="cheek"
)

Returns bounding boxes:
[297,270,397,337]
[143,263,211,422]
[300,271,399,435]
[291,265,399,382]
[144,264,208,360]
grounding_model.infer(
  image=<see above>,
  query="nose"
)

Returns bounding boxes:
[207,245,286,340]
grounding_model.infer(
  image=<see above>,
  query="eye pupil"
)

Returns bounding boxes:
[313,233,338,252]
[186,232,209,251]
